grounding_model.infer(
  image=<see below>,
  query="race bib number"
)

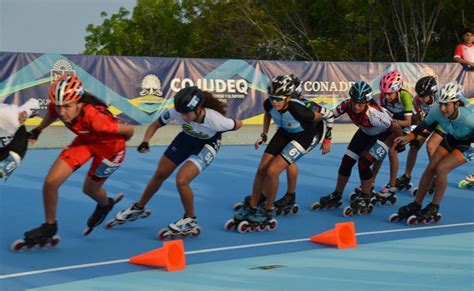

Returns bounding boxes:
[369,140,389,161]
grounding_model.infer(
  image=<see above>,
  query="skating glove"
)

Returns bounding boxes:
[28,127,42,141]
[137,141,150,153]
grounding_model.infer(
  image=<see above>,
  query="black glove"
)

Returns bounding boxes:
[256,132,268,146]
[28,127,42,141]
[137,141,150,152]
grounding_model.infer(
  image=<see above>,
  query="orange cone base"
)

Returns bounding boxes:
[129,239,186,271]
[310,222,357,249]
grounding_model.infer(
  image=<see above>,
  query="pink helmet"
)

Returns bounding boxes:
[380,70,403,93]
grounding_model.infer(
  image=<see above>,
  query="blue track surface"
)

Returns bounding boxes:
[0,144,472,290]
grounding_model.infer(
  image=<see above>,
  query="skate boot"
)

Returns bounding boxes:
[233,194,266,211]
[373,184,398,206]
[388,201,421,223]
[459,174,474,189]
[246,208,278,232]
[274,193,299,215]
[83,193,124,236]
[343,193,374,217]
[105,202,152,229]
[348,184,375,202]
[406,203,442,225]
[12,222,60,251]
[225,205,256,232]
[311,191,343,210]
[158,216,201,240]
[395,174,413,191]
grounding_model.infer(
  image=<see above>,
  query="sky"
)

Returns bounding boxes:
[0,0,136,54]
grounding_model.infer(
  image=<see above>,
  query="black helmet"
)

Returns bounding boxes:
[174,86,205,113]
[349,81,373,103]
[415,76,437,98]
[268,74,302,97]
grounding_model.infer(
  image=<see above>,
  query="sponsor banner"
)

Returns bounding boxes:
[0,52,472,125]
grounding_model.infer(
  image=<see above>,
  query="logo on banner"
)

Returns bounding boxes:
[130,74,167,114]
[170,78,249,103]
[50,60,76,82]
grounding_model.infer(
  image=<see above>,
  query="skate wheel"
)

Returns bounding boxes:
[49,235,61,248]
[257,223,267,232]
[267,219,278,231]
[411,188,418,197]
[237,221,249,233]
[459,180,467,188]
[367,204,374,213]
[233,202,244,211]
[11,239,26,252]
[249,224,257,232]
[157,228,170,240]
[390,195,398,205]
[407,183,413,190]
[406,215,418,225]
[191,227,201,237]
[292,205,299,214]
[310,201,320,210]
[434,213,442,223]
[349,192,357,201]
[83,227,93,236]
[105,219,117,229]
[388,213,400,223]
[342,206,353,217]
[224,219,235,231]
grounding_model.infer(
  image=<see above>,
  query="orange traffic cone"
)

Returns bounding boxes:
[129,239,186,271]
[310,222,357,249]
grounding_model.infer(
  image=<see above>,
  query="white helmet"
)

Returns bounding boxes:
[437,81,464,103]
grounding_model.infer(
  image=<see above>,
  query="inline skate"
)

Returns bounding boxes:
[273,193,299,216]
[458,174,474,189]
[348,185,375,202]
[233,194,266,211]
[406,203,442,225]
[225,207,277,233]
[158,216,201,240]
[12,222,60,251]
[105,202,151,228]
[395,174,413,191]
[311,191,342,210]
[388,201,421,224]
[342,193,374,217]
[373,184,397,206]
[83,193,124,236]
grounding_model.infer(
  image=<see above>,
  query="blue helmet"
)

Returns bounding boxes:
[349,81,373,103]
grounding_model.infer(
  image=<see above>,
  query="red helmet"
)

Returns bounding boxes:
[380,70,403,94]
[49,74,84,105]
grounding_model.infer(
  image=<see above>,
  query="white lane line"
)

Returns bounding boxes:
[1,222,473,280]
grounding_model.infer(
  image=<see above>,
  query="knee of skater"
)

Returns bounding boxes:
[265,166,281,179]
[43,177,60,192]
[153,171,169,182]
[256,166,267,177]
[176,176,190,190]
[434,166,447,178]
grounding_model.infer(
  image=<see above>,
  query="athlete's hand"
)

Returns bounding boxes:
[254,133,267,150]
[321,139,331,155]
[137,141,150,153]
[395,135,410,145]
[27,127,42,145]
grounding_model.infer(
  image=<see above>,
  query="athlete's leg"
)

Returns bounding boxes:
[43,157,75,224]
[432,150,466,204]
[175,161,201,218]
[137,155,177,207]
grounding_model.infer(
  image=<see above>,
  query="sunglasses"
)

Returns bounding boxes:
[269,95,286,102]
